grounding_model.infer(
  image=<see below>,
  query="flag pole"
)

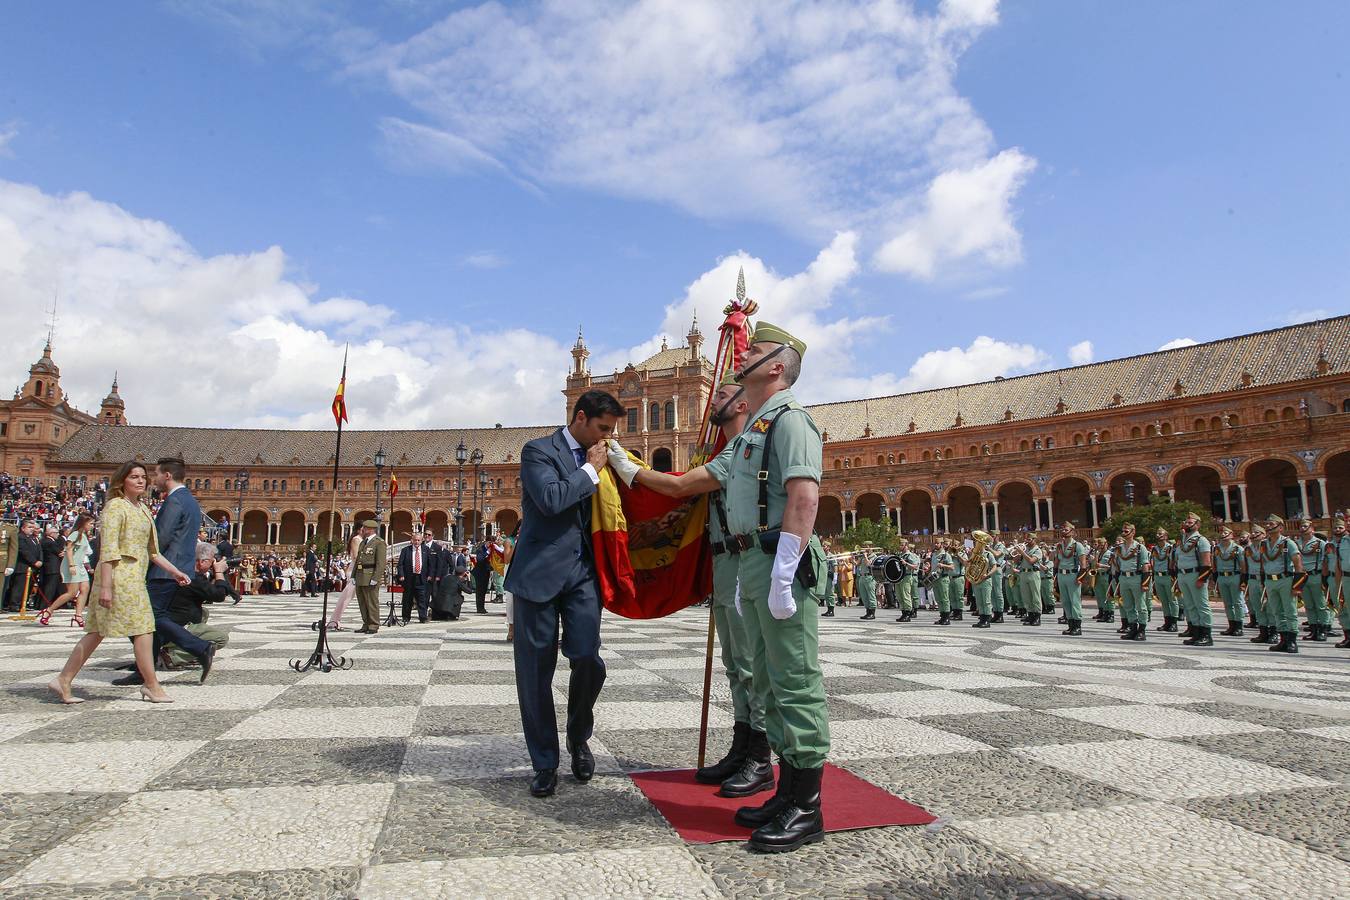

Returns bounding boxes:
[382,469,405,628]
[294,346,354,672]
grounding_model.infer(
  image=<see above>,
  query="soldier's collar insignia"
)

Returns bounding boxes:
[750,416,772,433]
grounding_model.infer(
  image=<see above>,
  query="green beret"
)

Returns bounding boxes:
[717,374,741,389]
[1264,514,1284,528]
[361,519,379,529]
[751,320,807,358]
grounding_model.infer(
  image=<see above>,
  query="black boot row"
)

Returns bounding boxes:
[736,760,826,853]
[1182,625,1213,647]
[719,728,775,797]
[696,721,750,785]
[1269,631,1299,654]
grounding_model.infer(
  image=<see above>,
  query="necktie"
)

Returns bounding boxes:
[573,447,585,468]
[414,548,421,574]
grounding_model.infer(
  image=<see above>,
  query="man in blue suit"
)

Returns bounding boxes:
[505,389,623,798]
[114,457,216,685]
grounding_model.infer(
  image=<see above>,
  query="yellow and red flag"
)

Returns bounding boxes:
[389,471,398,499]
[331,346,349,427]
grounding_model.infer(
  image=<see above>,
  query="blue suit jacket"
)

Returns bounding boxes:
[150,486,201,583]
[502,428,597,603]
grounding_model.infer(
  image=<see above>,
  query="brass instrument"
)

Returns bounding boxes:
[963,530,993,585]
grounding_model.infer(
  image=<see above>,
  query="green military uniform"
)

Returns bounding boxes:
[1053,538,1088,632]
[989,541,1006,618]
[1174,529,1214,645]
[1245,536,1276,641]
[855,558,876,614]
[1151,542,1178,630]
[1213,537,1246,634]
[896,548,920,620]
[703,387,830,771]
[1332,523,1350,645]
[1095,547,1115,619]
[1038,549,1055,615]
[970,543,997,622]
[1017,543,1043,624]
[1,521,18,608]
[352,522,388,633]
[950,549,966,618]
[1298,530,1330,640]
[932,549,952,615]
[1257,519,1303,652]
[822,555,836,613]
[708,490,764,732]
[1113,538,1149,640]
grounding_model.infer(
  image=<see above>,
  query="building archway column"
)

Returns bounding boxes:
[840,509,848,532]
[1166,489,1176,502]
[1237,482,1249,521]
[991,500,1000,533]
[894,506,902,532]
[1045,497,1054,530]
[1317,477,1329,518]
[1103,494,1112,519]
[1298,479,1311,517]
[1088,494,1099,529]
[1221,485,1233,521]
[931,505,939,533]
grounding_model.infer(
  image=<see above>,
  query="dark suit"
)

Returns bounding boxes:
[303,549,318,596]
[40,535,64,603]
[433,549,468,620]
[504,428,606,773]
[473,543,491,613]
[4,532,40,611]
[396,543,431,622]
[148,486,210,660]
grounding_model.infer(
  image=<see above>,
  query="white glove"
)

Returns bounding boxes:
[606,440,641,487]
[734,581,742,617]
[768,532,803,620]
[3,567,11,577]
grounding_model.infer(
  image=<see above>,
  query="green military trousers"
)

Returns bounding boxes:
[898,574,916,612]
[1265,576,1298,633]
[823,569,835,610]
[1056,574,1083,621]
[1118,575,1146,625]
[1152,575,1177,619]
[857,573,876,611]
[712,554,763,731]
[1096,575,1115,614]
[1040,574,1055,613]
[1251,579,1276,628]
[1006,575,1020,611]
[1336,575,1349,634]
[1303,576,1329,627]
[1018,570,1041,613]
[989,570,1004,611]
[736,550,831,769]
[934,575,950,614]
[1177,573,1212,628]
[1216,574,1244,623]
[973,577,993,616]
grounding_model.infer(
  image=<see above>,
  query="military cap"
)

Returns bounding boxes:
[1264,514,1284,528]
[717,373,741,389]
[361,519,379,529]
[751,320,807,357]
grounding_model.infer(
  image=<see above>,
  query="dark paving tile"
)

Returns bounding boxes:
[0,792,130,882]
[147,737,407,790]
[370,777,677,864]
[1187,791,1350,864]
[844,751,1141,822]
[1182,702,1344,732]
[428,669,517,687]
[19,709,253,743]
[589,683,701,704]
[847,660,969,676]
[592,726,723,772]
[415,704,533,736]
[266,685,426,709]
[13,866,361,899]
[828,675,935,695]
[958,686,1133,711]
[1179,731,1350,783]
[914,711,1132,750]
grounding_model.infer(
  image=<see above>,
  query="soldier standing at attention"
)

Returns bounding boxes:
[895,539,920,622]
[696,375,773,799]
[1295,514,1331,642]
[932,542,953,625]
[1174,511,1214,646]
[1054,522,1089,636]
[855,553,876,620]
[352,520,388,634]
[968,531,998,628]
[821,544,836,618]
[1331,514,1350,649]
[1092,537,1115,624]
[1038,540,1056,620]
[612,321,830,853]
[1245,525,1277,645]
[1151,529,1178,632]
[1016,540,1044,625]
[988,537,1006,623]
[1113,523,1149,641]
[1258,515,1305,654]
[949,541,966,620]
[1213,524,1246,637]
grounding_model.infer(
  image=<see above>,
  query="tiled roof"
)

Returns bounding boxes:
[52,424,557,468]
[806,315,1350,441]
[633,345,708,371]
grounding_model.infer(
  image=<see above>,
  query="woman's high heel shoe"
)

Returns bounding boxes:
[138,687,174,704]
[71,613,84,628]
[36,609,52,626]
[47,679,85,705]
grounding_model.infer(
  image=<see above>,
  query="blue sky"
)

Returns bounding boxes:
[0,1,1346,429]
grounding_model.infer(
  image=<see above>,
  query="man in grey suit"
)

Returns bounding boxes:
[114,457,215,685]
[505,389,622,799]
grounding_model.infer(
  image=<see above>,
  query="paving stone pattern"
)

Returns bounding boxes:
[2,595,1349,898]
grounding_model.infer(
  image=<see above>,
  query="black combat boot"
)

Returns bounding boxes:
[1269,631,1299,654]
[1092,609,1106,622]
[1250,625,1269,643]
[1119,621,1134,640]
[720,729,775,797]
[1063,619,1082,636]
[860,609,875,620]
[990,611,1004,624]
[1130,622,1147,641]
[748,764,824,853]
[735,760,794,828]
[1102,610,1115,623]
[1180,622,1197,639]
[822,607,834,617]
[1159,616,1178,633]
[1184,626,1213,647]
[1220,619,1240,637]
[1057,614,1067,624]
[1117,618,1131,633]
[696,721,750,785]
[951,609,964,621]
[972,614,990,628]
[935,612,950,626]
[1265,628,1281,644]
[1023,611,1041,626]
[1246,610,1258,629]
[1308,624,1326,642]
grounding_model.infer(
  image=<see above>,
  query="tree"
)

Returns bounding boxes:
[1100,498,1210,543]
[830,519,901,553]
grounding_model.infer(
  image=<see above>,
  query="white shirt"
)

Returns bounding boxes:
[562,427,600,485]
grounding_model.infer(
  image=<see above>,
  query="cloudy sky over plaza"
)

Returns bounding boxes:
[1,1,1346,430]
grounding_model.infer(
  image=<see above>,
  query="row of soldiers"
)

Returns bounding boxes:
[824,511,1350,655]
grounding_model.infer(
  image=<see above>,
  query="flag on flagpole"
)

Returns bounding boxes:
[389,470,399,499]
[331,346,349,427]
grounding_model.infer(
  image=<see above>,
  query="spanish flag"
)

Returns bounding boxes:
[591,450,713,619]
[331,347,349,427]
[389,470,399,499]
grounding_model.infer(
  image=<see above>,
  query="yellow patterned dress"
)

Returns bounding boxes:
[86,497,159,638]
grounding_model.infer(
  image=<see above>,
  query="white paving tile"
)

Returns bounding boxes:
[434,657,518,671]
[1048,704,1269,739]
[898,672,1039,690]
[219,706,418,740]
[847,689,1019,718]
[297,668,432,686]
[424,684,528,706]
[1059,683,1202,705]
[400,732,622,781]
[1298,724,1350,743]
[828,717,992,760]
[0,711,67,743]
[1016,739,1330,800]
[8,783,395,886]
[957,801,1350,900]
[103,684,289,711]
[631,656,707,670]
[593,701,733,732]
[0,740,204,794]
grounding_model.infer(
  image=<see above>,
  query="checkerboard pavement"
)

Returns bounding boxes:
[2,595,1349,899]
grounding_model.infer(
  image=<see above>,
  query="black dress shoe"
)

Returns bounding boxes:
[568,740,595,782]
[529,768,558,797]
[111,671,146,686]
[196,644,216,684]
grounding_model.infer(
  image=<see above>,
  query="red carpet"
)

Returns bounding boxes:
[629,764,936,844]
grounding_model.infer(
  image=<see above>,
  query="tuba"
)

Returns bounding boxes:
[963,530,993,584]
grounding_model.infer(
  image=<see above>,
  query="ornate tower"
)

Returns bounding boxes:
[22,340,63,404]
[99,374,128,425]
[687,312,703,362]
[570,327,590,377]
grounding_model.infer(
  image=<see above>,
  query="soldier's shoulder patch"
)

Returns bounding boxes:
[750,416,772,433]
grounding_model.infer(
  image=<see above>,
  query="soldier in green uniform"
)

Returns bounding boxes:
[1257,516,1305,653]
[949,541,966,620]
[855,553,876,620]
[1,519,18,612]
[1213,524,1246,636]
[614,321,829,853]
[932,542,953,624]
[1038,540,1056,618]
[696,375,772,797]
[821,544,836,617]
[1053,523,1088,636]
[1295,514,1331,642]
[895,540,920,622]
[1245,525,1278,644]
[1112,523,1149,641]
[1015,540,1044,625]
[1151,529,1178,632]
[989,538,1006,623]
[352,520,388,634]
[1174,511,1214,646]
[1332,514,1350,649]
[968,531,998,628]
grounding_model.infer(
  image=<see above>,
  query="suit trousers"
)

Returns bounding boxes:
[401,576,429,622]
[148,580,211,660]
[474,568,490,612]
[356,584,381,631]
[512,556,606,772]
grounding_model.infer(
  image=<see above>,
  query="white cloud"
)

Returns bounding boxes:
[897,336,1049,392]
[1157,337,1198,351]
[460,251,507,270]
[0,121,17,157]
[1067,340,1094,366]
[1281,308,1331,326]
[873,149,1036,279]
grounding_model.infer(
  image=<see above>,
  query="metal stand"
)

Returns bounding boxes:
[382,589,407,628]
[7,570,35,621]
[291,584,352,672]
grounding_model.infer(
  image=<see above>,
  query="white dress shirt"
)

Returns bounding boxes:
[562,427,600,485]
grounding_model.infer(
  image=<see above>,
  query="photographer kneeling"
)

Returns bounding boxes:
[160,542,239,681]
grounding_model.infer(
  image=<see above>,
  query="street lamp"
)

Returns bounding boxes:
[373,445,387,538]
[235,469,249,544]
[483,502,493,539]
[454,440,468,543]
[1124,479,1136,507]
[470,448,484,539]
[477,468,491,541]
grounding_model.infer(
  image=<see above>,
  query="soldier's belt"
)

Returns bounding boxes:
[1263,574,1284,581]
[1177,567,1198,574]
[357,564,376,570]
[1056,568,1079,574]
[710,540,737,557]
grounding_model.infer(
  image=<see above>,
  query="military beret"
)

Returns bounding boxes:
[751,320,807,357]
[717,374,741,390]
[361,519,379,529]
[1264,514,1284,528]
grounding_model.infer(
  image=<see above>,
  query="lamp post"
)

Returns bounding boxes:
[1124,479,1136,507]
[477,467,490,542]
[483,502,493,540]
[373,445,387,539]
[454,441,468,543]
[235,469,249,544]
[470,447,484,542]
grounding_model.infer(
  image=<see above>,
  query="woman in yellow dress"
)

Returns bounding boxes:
[48,461,191,704]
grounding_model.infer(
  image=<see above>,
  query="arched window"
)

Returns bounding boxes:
[354,480,361,491]
[1145,425,1157,437]
[1098,431,1109,442]
[1281,406,1295,421]
[853,457,862,467]
[877,455,885,466]
[650,402,661,429]
[991,443,1001,453]
[280,480,287,491]
[968,445,978,457]
[1263,409,1277,423]
[1131,426,1142,439]
[833,459,842,469]
[1343,398,1350,412]
[1160,423,1172,436]
[1019,440,1029,452]
[497,479,503,490]
[1073,434,1084,446]
[1209,416,1221,430]
[318,481,324,491]
[898,453,906,463]
[34,380,43,395]
[922,450,932,461]
[1045,437,1055,449]
[664,401,675,431]
[515,477,521,489]
[444,479,452,491]
[1194,418,1206,432]
[225,479,232,491]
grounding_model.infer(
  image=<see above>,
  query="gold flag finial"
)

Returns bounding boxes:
[735,266,746,303]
